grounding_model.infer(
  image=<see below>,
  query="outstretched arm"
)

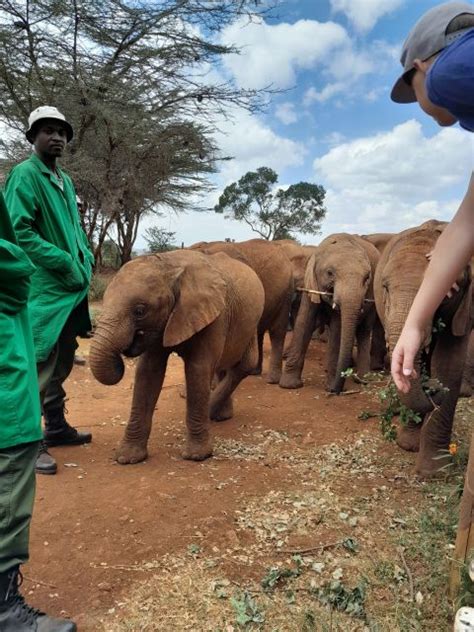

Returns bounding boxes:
[392,173,474,392]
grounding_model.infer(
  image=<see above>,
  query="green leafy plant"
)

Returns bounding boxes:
[261,556,302,592]
[358,410,378,421]
[340,367,355,378]
[316,578,367,620]
[342,537,359,554]
[231,591,265,627]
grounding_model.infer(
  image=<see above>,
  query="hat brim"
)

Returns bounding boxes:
[25,118,73,144]
[391,74,417,104]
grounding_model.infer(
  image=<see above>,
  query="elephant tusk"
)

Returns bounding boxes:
[137,330,144,336]
[332,302,337,310]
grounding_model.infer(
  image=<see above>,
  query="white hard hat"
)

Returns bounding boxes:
[25,105,73,143]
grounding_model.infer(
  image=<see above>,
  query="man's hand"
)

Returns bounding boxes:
[391,324,422,393]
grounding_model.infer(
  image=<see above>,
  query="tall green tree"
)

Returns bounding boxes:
[214,167,327,240]
[0,0,276,264]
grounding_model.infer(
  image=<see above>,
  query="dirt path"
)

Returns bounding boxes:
[27,336,471,631]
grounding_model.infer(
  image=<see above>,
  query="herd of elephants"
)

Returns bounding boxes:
[88,218,473,480]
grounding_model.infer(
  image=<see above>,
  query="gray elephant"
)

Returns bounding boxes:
[90,250,264,464]
[374,220,472,476]
[280,233,379,394]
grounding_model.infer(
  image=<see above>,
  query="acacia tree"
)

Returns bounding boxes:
[214,167,327,240]
[0,0,276,264]
[144,225,176,252]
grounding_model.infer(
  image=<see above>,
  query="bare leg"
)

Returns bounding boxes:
[117,351,169,465]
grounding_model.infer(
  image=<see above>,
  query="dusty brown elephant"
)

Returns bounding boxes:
[374,221,472,476]
[461,330,474,397]
[274,239,318,332]
[90,250,264,464]
[280,233,379,394]
[190,239,294,384]
[362,233,396,371]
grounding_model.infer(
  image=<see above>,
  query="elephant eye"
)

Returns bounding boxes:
[134,304,147,319]
[326,268,334,278]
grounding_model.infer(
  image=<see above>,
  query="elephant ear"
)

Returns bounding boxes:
[452,283,472,337]
[163,258,227,347]
[304,253,321,304]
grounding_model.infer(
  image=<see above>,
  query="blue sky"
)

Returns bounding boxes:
[137,0,473,248]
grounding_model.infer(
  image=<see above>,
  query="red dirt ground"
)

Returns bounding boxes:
[26,335,412,630]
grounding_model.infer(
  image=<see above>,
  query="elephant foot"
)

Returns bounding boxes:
[210,400,233,422]
[116,441,148,465]
[266,369,282,385]
[415,448,450,478]
[248,366,262,376]
[396,424,421,452]
[460,380,472,398]
[279,371,303,389]
[182,437,213,461]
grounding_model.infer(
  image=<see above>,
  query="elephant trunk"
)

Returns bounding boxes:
[90,316,130,386]
[387,331,434,415]
[332,295,361,394]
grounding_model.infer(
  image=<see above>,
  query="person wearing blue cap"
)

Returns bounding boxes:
[390,1,474,391]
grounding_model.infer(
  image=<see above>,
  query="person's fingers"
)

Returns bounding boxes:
[391,346,408,392]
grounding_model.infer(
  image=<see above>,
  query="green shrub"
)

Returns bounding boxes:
[88,274,109,301]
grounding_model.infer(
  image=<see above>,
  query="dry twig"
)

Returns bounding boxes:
[398,546,415,602]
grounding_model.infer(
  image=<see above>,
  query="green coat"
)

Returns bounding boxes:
[0,192,42,449]
[4,154,94,363]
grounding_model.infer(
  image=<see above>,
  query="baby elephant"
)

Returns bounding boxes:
[90,250,264,464]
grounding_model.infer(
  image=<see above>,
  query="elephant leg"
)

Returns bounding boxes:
[279,294,317,389]
[117,351,169,465]
[267,303,290,384]
[210,333,259,421]
[416,331,469,476]
[460,331,474,397]
[325,313,341,391]
[370,315,387,371]
[182,340,218,461]
[248,328,264,375]
[355,315,372,381]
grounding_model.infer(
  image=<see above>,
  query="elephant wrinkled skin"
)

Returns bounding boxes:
[190,239,294,384]
[374,221,472,476]
[280,233,379,394]
[90,250,264,464]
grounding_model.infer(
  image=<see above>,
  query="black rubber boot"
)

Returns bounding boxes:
[35,441,57,476]
[43,406,92,447]
[0,566,76,631]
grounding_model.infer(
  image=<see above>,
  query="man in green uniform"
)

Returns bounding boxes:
[4,106,94,475]
[0,192,76,630]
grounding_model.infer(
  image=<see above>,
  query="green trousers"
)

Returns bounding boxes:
[37,306,79,412]
[0,441,39,573]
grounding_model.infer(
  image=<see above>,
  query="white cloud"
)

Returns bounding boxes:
[220,18,348,89]
[275,102,298,125]
[214,107,306,183]
[330,0,406,33]
[312,120,470,237]
[304,82,346,104]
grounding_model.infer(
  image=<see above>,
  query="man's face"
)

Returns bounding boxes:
[33,119,68,158]
[411,60,458,127]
